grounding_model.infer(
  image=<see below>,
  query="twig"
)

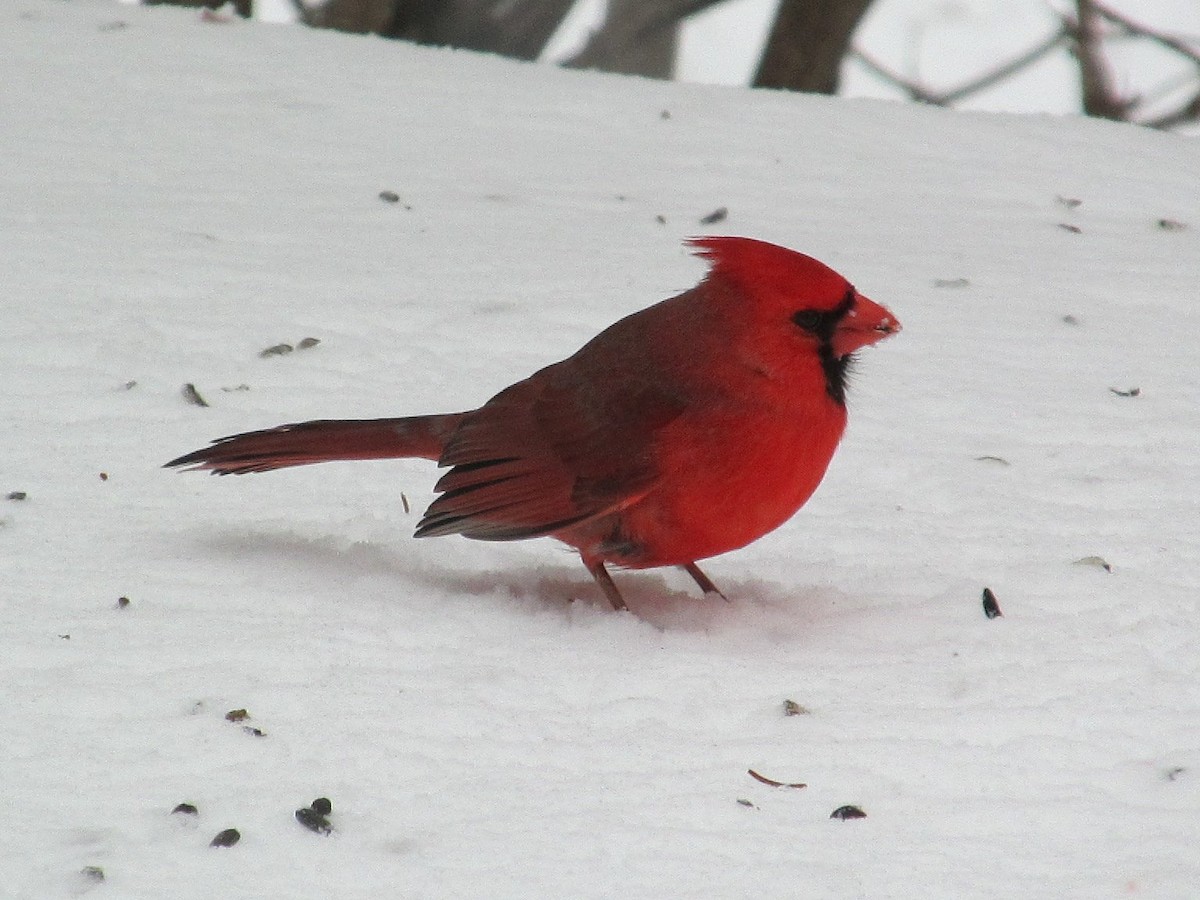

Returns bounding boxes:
[747,768,807,789]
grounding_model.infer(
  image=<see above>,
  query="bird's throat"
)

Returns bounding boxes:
[818,344,852,406]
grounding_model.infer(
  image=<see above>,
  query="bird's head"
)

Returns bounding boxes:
[687,235,900,359]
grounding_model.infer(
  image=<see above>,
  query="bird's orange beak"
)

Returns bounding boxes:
[832,293,900,357]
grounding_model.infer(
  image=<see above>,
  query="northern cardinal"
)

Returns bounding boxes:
[166,237,900,610]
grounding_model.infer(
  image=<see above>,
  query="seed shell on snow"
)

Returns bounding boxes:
[295,797,333,834]
[982,587,1003,619]
[830,805,867,820]
[974,455,1010,466]
[290,801,328,840]
[296,807,331,834]
[181,383,209,407]
[209,828,241,847]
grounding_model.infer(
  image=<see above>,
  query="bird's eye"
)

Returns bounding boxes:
[791,290,857,338]
[790,310,827,334]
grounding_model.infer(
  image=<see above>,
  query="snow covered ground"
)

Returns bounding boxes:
[4,2,1200,897]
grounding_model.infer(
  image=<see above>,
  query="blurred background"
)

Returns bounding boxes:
[150,0,1200,131]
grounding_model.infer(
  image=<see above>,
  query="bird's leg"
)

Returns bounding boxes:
[681,562,728,601]
[584,558,629,611]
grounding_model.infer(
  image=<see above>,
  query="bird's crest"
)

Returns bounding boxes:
[686,236,852,314]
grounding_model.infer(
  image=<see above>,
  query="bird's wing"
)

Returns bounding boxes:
[413,361,688,541]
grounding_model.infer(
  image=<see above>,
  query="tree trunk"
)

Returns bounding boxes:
[381,0,575,59]
[753,0,875,93]
[302,0,392,34]
[1072,0,1128,120]
[145,0,251,18]
[565,1,726,79]
[300,0,574,56]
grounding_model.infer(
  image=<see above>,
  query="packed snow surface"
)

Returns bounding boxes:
[3,2,1199,898]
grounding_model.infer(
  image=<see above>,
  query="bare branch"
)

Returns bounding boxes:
[1090,0,1200,66]
[852,26,1069,107]
[1141,90,1200,129]
[850,48,945,104]
[937,24,1070,104]
[853,0,1197,130]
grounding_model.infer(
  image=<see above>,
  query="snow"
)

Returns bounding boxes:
[4,1,1200,897]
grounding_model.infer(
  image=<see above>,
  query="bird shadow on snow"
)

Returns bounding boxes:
[195,528,845,638]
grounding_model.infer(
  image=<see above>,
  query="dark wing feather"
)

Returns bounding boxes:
[414,357,688,542]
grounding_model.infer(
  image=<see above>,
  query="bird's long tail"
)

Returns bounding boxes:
[164,415,467,475]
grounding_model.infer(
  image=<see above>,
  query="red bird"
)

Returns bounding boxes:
[166,237,900,610]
